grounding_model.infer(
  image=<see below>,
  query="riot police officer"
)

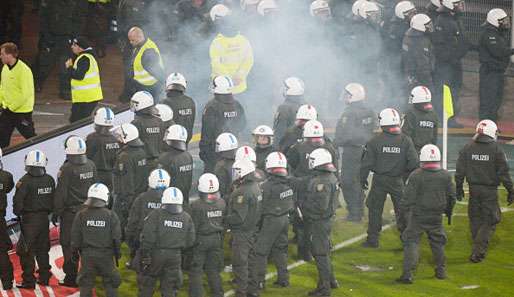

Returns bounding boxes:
[360,108,418,248]
[86,107,120,191]
[235,146,266,183]
[397,145,455,284]
[432,0,470,126]
[455,120,514,263]
[334,83,376,222]
[287,120,338,179]
[478,8,514,122]
[252,125,274,170]
[199,76,246,173]
[213,133,239,201]
[401,14,435,92]
[54,136,98,287]
[227,159,262,297]
[111,123,149,240]
[273,77,306,143]
[155,104,175,151]
[403,86,439,152]
[0,148,14,290]
[157,125,193,205]
[139,187,196,297]
[13,150,55,288]
[189,173,226,297]
[298,148,339,297]
[125,169,170,267]
[248,152,294,297]
[162,73,196,145]
[71,183,122,297]
[279,104,317,155]
[130,91,167,167]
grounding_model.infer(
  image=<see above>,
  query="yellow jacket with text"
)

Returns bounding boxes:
[209,33,254,94]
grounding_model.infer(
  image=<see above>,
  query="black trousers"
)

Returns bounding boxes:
[434,61,462,121]
[0,109,36,148]
[0,218,14,286]
[479,66,505,122]
[69,101,99,123]
[17,213,51,284]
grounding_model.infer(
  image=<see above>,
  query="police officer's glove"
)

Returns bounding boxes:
[141,255,152,272]
[361,179,369,190]
[51,214,59,226]
[71,250,80,264]
[456,187,465,201]
[507,191,514,206]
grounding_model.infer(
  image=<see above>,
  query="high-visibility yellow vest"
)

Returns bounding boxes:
[133,38,163,86]
[71,53,103,103]
[209,33,254,94]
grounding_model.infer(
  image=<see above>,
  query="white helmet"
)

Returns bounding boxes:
[232,158,256,180]
[296,104,317,121]
[419,144,441,162]
[111,123,139,144]
[308,148,333,170]
[130,91,154,112]
[253,125,274,148]
[241,0,260,10]
[210,4,232,22]
[395,1,416,19]
[212,75,234,94]
[410,13,433,32]
[487,8,508,28]
[252,125,274,137]
[379,108,401,126]
[310,0,331,18]
[410,86,432,103]
[442,0,463,11]
[65,136,87,155]
[94,107,115,126]
[155,104,174,122]
[216,133,238,152]
[88,183,110,203]
[343,83,366,103]
[303,120,324,138]
[283,77,305,96]
[358,1,380,20]
[148,169,171,190]
[476,119,498,139]
[265,151,287,170]
[431,0,441,8]
[166,72,187,91]
[257,0,279,16]
[198,173,220,193]
[162,187,184,205]
[352,0,367,17]
[165,124,188,142]
[235,146,257,162]
[25,150,48,167]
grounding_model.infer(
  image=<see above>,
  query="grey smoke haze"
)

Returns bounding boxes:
[140,0,395,131]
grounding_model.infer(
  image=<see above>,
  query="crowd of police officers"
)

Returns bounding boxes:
[1,0,514,297]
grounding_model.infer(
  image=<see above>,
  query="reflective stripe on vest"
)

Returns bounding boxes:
[88,0,110,3]
[133,38,163,86]
[71,53,103,103]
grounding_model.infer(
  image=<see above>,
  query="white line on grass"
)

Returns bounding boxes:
[224,224,395,296]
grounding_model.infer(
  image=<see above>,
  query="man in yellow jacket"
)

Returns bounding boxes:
[0,42,36,148]
[122,26,165,101]
[65,37,104,123]
[209,4,254,95]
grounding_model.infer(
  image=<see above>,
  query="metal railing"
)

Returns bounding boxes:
[411,0,512,44]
